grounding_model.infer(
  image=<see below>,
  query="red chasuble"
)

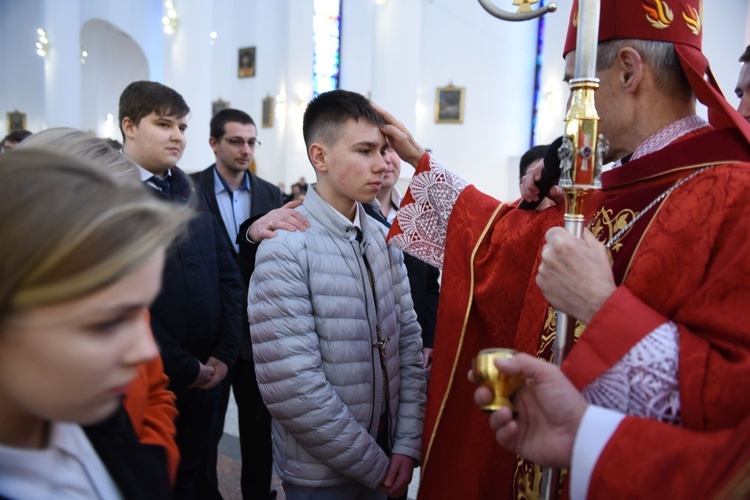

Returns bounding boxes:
[389,128,750,499]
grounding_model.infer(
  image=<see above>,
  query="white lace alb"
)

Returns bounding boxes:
[582,322,682,424]
[388,155,468,269]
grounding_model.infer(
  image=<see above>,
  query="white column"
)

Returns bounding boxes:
[44,0,82,128]
[164,0,214,171]
[370,0,423,132]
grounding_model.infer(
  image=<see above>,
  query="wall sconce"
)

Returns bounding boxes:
[162,1,178,35]
[209,31,218,46]
[103,113,115,139]
[80,47,88,65]
[36,28,48,57]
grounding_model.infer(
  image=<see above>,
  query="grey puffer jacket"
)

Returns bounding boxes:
[248,186,426,489]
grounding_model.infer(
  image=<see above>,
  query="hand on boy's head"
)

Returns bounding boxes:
[370,102,426,167]
[246,200,309,243]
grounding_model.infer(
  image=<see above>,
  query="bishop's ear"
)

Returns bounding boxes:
[617,47,644,92]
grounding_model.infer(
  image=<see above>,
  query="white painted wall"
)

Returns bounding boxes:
[1,0,747,202]
[0,0,46,133]
[80,20,149,138]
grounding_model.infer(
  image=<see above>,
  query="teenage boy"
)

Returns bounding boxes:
[119,80,243,499]
[247,90,426,500]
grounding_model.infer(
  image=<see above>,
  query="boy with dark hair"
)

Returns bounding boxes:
[248,89,426,500]
[119,80,243,499]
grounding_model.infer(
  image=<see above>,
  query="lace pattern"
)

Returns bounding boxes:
[582,322,682,425]
[389,156,468,269]
[632,115,708,160]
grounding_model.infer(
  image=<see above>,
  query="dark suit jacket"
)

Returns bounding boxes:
[364,202,440,348]
[84,405,172,499]
[147,168,243,389]
[191,165,285,359]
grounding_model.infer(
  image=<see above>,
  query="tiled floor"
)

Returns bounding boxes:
[218,395,420,499]
[216,433,283,500]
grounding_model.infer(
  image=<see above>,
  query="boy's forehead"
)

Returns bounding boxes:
[154,111,187,122]
[339,117,386,144]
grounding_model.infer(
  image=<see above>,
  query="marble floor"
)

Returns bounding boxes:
[218,395,421,499]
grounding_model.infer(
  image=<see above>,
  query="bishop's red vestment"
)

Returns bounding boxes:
[388,123,750,499]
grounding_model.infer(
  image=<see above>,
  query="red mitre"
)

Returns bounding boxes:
[563,0,750,143]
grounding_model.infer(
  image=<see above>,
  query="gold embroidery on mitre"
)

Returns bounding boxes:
[643,0,674,29]
[588,206,637,264]
[682,3,702,35]
[572,10,578,28]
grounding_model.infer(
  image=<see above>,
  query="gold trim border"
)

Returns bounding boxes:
[421,202,505,477]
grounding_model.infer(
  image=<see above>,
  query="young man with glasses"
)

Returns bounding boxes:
[191,108,307,499]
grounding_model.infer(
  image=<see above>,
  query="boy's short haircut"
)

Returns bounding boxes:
[210,109,255,139]
[302,90,386,150]
[118,81,190,140]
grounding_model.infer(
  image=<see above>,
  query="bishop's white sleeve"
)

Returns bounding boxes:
[570,405,626,500]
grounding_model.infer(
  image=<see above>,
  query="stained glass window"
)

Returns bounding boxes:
[312,0,341,96]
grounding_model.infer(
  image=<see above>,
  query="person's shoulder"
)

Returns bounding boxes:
[249,171,281,192]
[188,165,215,185]
[259,221,311,255]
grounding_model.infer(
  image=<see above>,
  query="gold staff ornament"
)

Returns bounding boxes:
[478,0,557,21]
[477,0,603,498]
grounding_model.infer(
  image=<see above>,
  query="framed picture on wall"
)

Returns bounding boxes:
[212,98,229,117]
[238,47,256,78]
[434,84,465,124]
[262,96,274,128]
[7,110,26,132]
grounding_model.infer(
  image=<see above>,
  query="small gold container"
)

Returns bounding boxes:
[472,348,525,412]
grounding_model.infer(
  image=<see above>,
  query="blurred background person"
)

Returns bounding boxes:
[1,129,32,153]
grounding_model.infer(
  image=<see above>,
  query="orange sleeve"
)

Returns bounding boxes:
[124,331,180,484]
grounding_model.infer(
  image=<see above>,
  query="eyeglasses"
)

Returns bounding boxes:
[222,137,261,148]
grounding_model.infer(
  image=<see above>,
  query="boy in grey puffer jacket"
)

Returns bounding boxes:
[248,90,427,500]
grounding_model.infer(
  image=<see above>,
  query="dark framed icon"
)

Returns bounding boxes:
[434,85,465,124]
[212,98,229,117]
[238,46,256,78]
[7,110,26,132]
